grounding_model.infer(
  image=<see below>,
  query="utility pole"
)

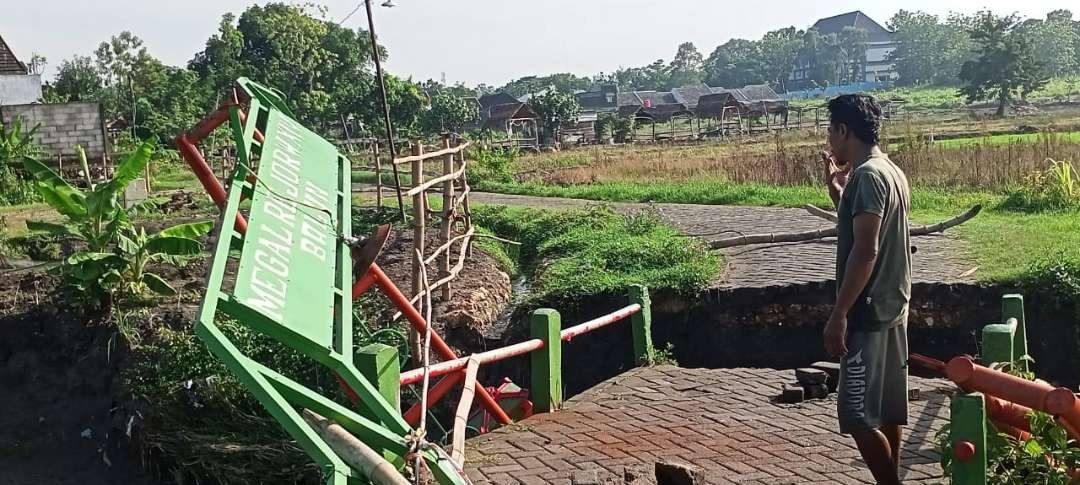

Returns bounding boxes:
[365,0,407,222]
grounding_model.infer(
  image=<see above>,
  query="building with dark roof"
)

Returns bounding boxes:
[789,10,898,90]
[0,34,42,106]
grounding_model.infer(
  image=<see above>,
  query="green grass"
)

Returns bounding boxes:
[475,178,1001,213]
[932,131,1080,149]
[789,75,1080,110]
[472,205,721,304]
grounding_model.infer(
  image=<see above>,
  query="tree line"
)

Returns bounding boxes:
[36,5,1080,143]
[489,9,1080,97]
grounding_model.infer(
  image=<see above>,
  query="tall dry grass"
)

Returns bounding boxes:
[524,131,1080,190]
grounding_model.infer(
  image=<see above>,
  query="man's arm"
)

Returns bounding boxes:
[823,213,882,357]
[834,213,882,317]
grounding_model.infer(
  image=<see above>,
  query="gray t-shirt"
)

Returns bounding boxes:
[836,154,912,331]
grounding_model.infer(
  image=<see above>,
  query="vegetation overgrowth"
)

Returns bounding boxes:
[472,205,721,306]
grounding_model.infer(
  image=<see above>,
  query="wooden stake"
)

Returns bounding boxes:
[410,142,425,367]
[440,137,455,301]
[373,142,383,210]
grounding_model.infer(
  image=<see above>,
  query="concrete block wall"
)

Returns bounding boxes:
[0,102,108,163]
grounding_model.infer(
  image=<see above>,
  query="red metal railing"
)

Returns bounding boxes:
[399,303,643,422]
[400,304,641,386]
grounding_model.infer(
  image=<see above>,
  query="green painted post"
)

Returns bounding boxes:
[355,343,401,414]
[629,285,654,365]
[530,309,562,413]
[1002,294,1028,371]
[950,392,988,485]
[355,343,403,468]
[981,322,1015,368]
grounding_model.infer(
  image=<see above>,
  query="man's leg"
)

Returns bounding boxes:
[851,429,900,485]
[882,424,903,474]
[839,329,900,484]
[880,323,910,476]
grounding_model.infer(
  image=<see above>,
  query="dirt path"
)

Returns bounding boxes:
[353,185,978,289]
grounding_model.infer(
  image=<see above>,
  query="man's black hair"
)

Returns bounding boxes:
[827,94,882,145]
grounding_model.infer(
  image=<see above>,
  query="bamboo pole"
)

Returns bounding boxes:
[391,142,470,165]
[440,136,455,301]
[450,356,480,467]
[709,205,982,249]
[410,142,425,367]
[459,151,475,257]
[301,410,410,485]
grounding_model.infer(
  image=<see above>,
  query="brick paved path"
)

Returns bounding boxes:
[355,187,977,289]
[465,366,952,484]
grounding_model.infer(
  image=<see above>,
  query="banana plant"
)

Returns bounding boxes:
[22,140,155,251]
[0,116,40,162]
[116,221,212,296]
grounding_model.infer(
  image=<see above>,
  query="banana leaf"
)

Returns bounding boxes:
[25,220,76,238]
[21,157,87,220]
[145,236,203,256]
[159,221,213,239]
[142,273,176,296]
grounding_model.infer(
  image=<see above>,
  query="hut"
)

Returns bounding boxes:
[481,102,539,150]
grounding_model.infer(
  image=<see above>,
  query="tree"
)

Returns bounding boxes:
[758,28,803,90]
[704,39,765,87]
[422,92,478,134]
[668,42,704,88]
[529,90,580,145]
[959,11,1049,117]
[48,56,103,102]
[499,73,593,98]
[1018,11,1079,77]
[888,10,945,85]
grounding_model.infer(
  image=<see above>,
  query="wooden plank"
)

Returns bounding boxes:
[450,355,481,467]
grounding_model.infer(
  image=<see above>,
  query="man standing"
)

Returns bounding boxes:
[823,94,911,485]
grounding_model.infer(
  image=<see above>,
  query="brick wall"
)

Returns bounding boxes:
[0,102,108,163]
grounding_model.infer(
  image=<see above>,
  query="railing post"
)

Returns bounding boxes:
[355,343,404,467]
[372,141,382,210]
[629,285,654,365]
[1002,294,1028,371]
[981,321,1015,368]
[440,136,455,300]
[950,392,988,485]
[531,309,562,413]
[356,343,401,413]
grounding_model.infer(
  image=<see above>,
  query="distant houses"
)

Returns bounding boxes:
[789,10,899,91]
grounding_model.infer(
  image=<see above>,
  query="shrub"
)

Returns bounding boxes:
[465,144,517,184]
[1001,159,1080,212]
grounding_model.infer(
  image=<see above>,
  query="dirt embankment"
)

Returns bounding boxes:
[0,273,156,485]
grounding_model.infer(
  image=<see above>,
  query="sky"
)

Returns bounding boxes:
[3,0,1078,87]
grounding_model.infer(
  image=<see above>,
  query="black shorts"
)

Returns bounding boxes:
[837,323,909,434]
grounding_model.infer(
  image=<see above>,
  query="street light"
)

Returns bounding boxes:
[381,0,396,7]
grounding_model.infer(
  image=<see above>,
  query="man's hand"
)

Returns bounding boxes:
[824,312,849,358]
[823,151,849,208]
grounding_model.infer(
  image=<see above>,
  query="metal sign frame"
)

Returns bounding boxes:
[194,82,467,485]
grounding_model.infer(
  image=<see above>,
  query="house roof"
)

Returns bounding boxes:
[478,92,520,110]
[670,84,717,109]
[641,103,692,122]
[0,35,28,75]
[737,84,784,102]
[481,102,537,130]
[811,11,893,43]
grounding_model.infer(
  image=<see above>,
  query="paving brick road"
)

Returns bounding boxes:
[465,366,952,484]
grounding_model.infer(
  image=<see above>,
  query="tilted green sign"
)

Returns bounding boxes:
[233,112,341,349]
[194,78,468,485]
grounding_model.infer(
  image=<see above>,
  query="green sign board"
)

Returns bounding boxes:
[233,111,342,349]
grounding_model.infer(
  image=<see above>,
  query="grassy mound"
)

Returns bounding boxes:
[473,205,721,305]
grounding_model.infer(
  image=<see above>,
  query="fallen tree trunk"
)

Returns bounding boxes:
[302,409,411,485]
[709,205,982,249]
